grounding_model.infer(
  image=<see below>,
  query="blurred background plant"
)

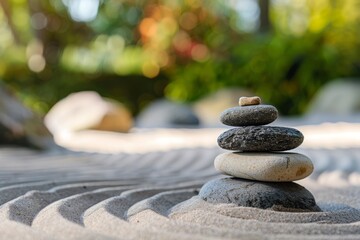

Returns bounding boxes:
[0,0,359,116]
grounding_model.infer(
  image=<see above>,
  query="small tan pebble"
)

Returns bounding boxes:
[239,96,261,106]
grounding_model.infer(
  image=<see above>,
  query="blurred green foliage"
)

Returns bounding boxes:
[0,0,359,115]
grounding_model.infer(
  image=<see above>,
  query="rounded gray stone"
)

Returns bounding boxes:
[220,105,278,126]
[217,126,304,151]
[136,99,199,127]
[199,177,321,212]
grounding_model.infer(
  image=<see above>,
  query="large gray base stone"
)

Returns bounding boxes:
[199,177,321,212]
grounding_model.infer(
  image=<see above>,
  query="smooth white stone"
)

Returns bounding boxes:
[214,152,313,182]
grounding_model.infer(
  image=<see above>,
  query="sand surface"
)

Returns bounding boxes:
[0,122,359,239]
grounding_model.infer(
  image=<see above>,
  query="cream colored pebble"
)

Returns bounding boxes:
[239,96,261,106]
[214,152,313,182]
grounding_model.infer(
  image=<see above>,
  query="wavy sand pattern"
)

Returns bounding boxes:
[0,124,359,239]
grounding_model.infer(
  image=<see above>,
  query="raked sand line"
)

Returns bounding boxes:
[126,189,199,219]
[83,187,256,240]
[0,182,58,205]
[82,189,188,239]
[84,183,203,223]
[32,187,131,226]
[0,181,133,225]
[31,187,130,240]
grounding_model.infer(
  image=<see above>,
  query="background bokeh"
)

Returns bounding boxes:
[0,0,359,116]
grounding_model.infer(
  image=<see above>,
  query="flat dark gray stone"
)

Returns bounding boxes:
[199,177,321,212]
[217,126,303,151]
[220,105,278,126]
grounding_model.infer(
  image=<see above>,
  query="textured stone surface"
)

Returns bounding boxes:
[220,105,278,126]
[214,152,313,182]
[217,126,303,151]
[239,96,261,106]
[199,177,321,212]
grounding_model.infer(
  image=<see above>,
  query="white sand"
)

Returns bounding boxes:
[0,122,359,239]
[53,122,360,153]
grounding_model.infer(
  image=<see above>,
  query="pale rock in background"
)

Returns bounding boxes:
[45,91,133,138]
[307,79,360,116]
[136,99,199,128]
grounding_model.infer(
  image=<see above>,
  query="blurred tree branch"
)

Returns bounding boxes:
[0,0,21,44]
[258,0,271,32]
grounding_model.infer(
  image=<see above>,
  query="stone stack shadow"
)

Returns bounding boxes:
[199,96,321,212]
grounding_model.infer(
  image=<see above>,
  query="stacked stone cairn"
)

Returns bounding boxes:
[215,96,313,182]
[199,96,320,211]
